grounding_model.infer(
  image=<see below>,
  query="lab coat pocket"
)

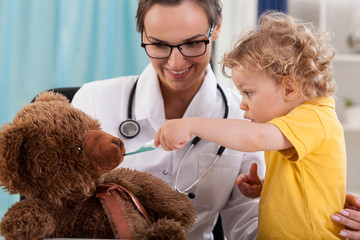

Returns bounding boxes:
[194,153,241,209]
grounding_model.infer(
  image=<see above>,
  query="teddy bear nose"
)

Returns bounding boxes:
[112,139,122,148]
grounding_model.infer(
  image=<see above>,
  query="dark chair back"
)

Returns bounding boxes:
[31,87,80,103]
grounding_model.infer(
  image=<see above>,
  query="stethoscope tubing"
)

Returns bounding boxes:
[119,79,140,139]
[121,78,229,198]
[174,84,228,196]
[175,142,225,194]
[127,79,138,120]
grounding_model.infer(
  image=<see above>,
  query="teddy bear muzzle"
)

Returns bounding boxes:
[84,129,125,175]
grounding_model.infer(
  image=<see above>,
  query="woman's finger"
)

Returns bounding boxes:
[338,229,360,240]
[332,208,360,239]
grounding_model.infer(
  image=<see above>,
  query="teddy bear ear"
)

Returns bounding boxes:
[0,124,25,194]
[34,91,69,103]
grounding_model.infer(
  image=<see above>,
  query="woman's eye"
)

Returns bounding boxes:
[153,43,169,49]
[184,42,200,48]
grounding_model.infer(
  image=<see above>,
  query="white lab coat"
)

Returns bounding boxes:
[72,63,265,240]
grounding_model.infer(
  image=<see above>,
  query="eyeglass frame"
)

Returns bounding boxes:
[141,22,214,59]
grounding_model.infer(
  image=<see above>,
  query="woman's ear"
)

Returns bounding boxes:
[211,14,222,41]
[281,76,300,101]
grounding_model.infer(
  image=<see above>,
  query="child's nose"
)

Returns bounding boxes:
[240,101,248,111]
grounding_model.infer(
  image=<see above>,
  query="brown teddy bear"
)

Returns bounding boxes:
[0,91,196,240]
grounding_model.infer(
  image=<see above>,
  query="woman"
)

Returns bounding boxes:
[72,0,360,239]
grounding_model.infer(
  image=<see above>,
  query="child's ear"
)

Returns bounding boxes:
[281,76,300,101]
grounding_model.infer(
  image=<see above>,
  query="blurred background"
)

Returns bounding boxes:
[0,0,150,222]
[0,0,359,222]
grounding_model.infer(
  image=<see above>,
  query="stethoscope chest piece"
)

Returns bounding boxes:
[119,119,140,139]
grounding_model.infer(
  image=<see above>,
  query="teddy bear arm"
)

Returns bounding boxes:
[106,169,196,230]
[144,188,196,231]
[0,200,56,240]
[136,179,196,240]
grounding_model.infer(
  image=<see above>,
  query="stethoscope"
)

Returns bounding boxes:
[119,78,229,199]
[119,79,141,138]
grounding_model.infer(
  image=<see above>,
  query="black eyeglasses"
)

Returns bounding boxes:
[141,23,214,59]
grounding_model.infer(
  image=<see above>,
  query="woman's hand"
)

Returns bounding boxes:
[331,193,360,239]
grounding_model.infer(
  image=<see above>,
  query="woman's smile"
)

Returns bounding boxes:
[166,66,192,79]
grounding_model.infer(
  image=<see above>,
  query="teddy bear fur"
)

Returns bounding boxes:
[0,91,196,240]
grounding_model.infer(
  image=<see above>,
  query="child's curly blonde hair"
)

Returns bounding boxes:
[222,11,336,99]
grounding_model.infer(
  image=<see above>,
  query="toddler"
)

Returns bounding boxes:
[155,11,346,239]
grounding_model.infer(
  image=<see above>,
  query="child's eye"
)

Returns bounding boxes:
[243,90,252,97]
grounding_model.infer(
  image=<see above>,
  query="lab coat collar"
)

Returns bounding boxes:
[134,63,220,131]
[183,65,218,119]
[135,64,166,130]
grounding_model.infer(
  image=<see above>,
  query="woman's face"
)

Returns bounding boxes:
[143,2,221,94]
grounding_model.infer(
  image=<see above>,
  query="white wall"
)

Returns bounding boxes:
[214,0,257,89]
[289,0,360,195]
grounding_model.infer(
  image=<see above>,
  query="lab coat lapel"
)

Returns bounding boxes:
[183,65,220,119]
[134,64,166,131]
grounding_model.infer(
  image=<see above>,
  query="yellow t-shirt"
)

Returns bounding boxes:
[257,97,346,240]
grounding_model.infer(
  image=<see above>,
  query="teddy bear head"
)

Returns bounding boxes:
[0,91,125,206]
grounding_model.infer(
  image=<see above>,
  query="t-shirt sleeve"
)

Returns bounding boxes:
[268,107,325,162]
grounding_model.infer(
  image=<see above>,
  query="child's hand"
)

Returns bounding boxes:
[155,119,192,151]
[235,162,263,198]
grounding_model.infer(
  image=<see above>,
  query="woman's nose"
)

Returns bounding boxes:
[168,47,186,67]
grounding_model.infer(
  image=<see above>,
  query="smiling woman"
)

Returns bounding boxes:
[71,1,267,239]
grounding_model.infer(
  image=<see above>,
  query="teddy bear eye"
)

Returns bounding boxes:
[77,146,83,152]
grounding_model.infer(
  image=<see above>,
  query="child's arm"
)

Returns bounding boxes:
[154,117,292,152]
[235,162,263,198]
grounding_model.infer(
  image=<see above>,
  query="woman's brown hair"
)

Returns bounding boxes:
[136,0,222,32]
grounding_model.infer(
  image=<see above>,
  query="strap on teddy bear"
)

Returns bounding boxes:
[96,183,153,239]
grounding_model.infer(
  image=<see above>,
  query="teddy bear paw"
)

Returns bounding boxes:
[146,218,189,240]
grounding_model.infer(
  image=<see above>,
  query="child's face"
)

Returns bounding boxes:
[233,69,291,123]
